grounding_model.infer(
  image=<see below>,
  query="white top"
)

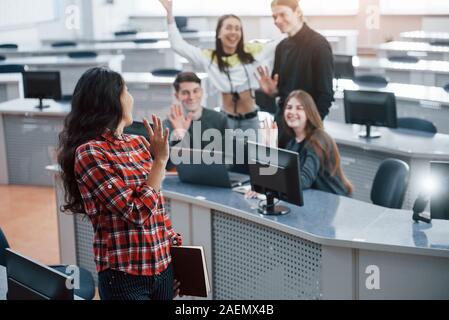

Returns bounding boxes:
[168,22,280,95]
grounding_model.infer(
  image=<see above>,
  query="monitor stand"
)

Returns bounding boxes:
[358,124,381,139]
[258,192,290,215]
[35,97,50,110]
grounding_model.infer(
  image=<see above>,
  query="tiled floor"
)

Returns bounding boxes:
[0,185,60,265]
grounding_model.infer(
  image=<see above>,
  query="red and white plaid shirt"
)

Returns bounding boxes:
[74,129,176,276]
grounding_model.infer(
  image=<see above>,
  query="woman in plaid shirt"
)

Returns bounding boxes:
[58,67,182,300]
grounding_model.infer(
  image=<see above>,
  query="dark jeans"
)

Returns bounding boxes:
[98,264,174,300]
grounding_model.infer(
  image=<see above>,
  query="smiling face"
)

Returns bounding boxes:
[120,84,134,127]
[271,5,302,35]
[217,16,243,54]
[284,96,307,133]
[175,81,203,113]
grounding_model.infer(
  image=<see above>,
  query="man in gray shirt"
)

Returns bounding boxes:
[164,71,228,150]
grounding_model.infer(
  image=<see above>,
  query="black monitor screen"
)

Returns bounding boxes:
[431,161,449,220]
[344,90,397,128]
[23,71,62,100]
[334,54,354,80]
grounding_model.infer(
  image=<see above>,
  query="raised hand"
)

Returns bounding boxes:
[255,65,279,96]
[168,104,193,140]
[143,115,169,164]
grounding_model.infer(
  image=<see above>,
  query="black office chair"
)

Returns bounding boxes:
[0,44,18,49]
[68,51,97,59]
[371,159,410,209]
[0,227,95,300]
[0,55,5,61]
[354,74,389,87]
[387,55,419,63]
[114,30,138,37]
[175,16,198,33]
[0,64,26,73]
[430,40,449,47]
[51,41,77,48]
[133,39,158,44]
[443,83,449,93]
[334,54,355,80]
[397,117,437,134]
[151,68,181,77]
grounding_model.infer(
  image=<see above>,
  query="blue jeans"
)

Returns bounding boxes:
[98,264,174,300]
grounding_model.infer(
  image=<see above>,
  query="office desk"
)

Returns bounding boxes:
[0,55,124,96]
[0,99,70,186]
[123,72,215,120]
[324,120,449,210]
[41,30,215,48]
[0,73,23,103]
[355,57,449,87]
[400,30,449,43]
[0,41,177,72]
[378,41,449,61]
[319,29,358,56]
[48,169,449,300]
[328,79,449,135]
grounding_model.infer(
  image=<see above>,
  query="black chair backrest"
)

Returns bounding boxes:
[397,117,437,134]
[430,40,449,47]
[68,51,97,59]
[334,54,355,80]
[444,83,449,93]
[387,55,419,63]
[133,39,158,44]
[0,227,11,266]
[51,41,77,48]
[175,16,188,29]
[0,44,18,49]
[354,74,389,87]
[0,64,26,73]
[151,68,181,77]
[114,30,138,37]
[371,158,410,209]
[0,55,5,61]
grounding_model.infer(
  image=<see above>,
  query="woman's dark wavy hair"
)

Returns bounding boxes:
[211,14,255,73]
[57,67,125,214]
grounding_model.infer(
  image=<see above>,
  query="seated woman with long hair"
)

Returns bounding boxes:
[58,67,182,300]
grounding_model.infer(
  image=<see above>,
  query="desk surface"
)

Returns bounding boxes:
[0,98,71,117]
[379,41,449,53]
[161,176,449,258]
[0,73,22,83]
[0,54,124,67]
[123,72,208,85]
[324,120,449,160]
[400,30,449,42]
[355,56,449,75]
[335,79,449,105]
[0,41,171,56]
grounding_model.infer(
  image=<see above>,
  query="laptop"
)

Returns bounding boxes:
[175,149,249,188]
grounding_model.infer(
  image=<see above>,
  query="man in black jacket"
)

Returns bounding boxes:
[257,0,334,147]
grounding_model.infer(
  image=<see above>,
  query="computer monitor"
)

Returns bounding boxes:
[247,141,303,215]
[23,71,62,110]
[5,249,74,300]
[430,161,449,220]
[344,90,397,139]
[334,55,355,80]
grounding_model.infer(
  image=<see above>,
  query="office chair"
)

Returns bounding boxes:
[133,39,158,44]
[51,41,77,48]
[151,68,181,77]
[0,55,5,61]
[387,55,419,63]
[0,64,26,73]
[354,74,389,87]
[430,40,449,47]
[68,51,97,59]
[0,227,95,300]
[175,16,198,33]
[255,89,277,114]
[334,54,355,80]
[114,30,138,37]
[444,83,449,93]
[0,44,18,49]
[397,117,437,134]
[371,158,410,209]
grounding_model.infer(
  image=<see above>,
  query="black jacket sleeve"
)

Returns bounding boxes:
[312,41,335,119]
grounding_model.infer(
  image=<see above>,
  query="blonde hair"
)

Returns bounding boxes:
[282,90,353,194]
